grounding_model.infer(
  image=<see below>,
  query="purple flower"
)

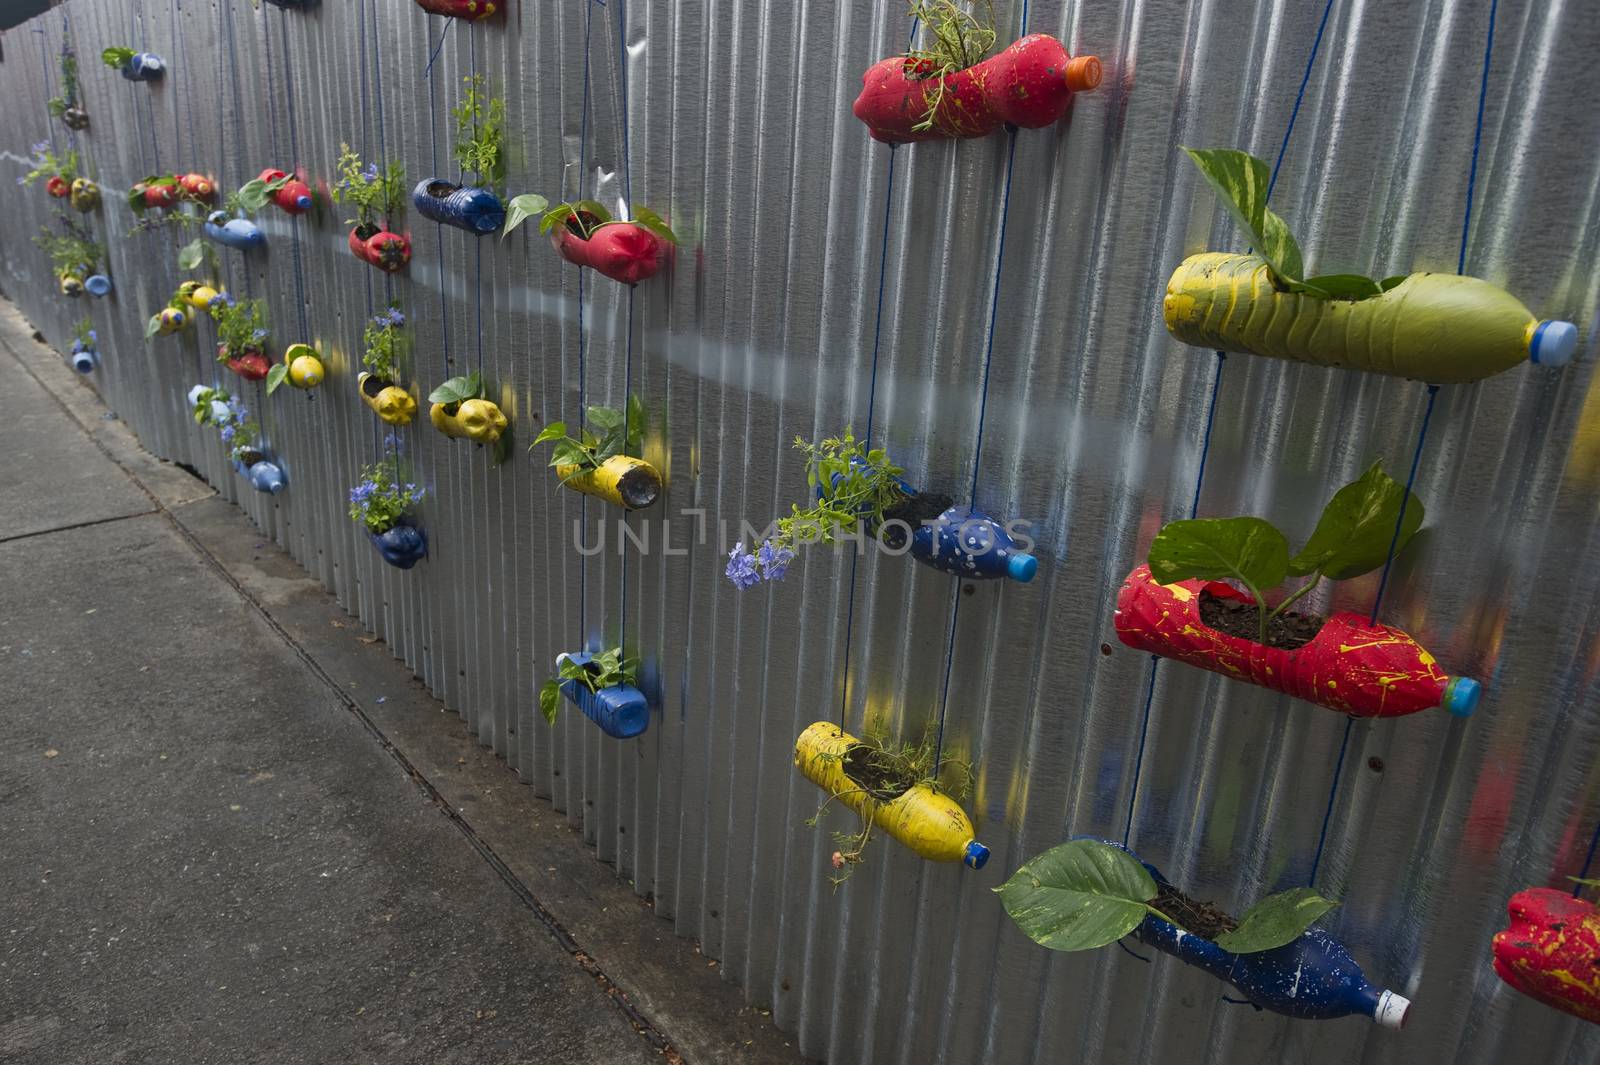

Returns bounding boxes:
[15,176,26,186]
[349,481,376,505]
[385,308,405,326]
[757,540,796,582]
[31,141,49,155]
[362,162,379,182]
[219,425,235,444]
[725,542,761,589]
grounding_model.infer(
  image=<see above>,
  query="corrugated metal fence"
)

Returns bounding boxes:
[2,1,1598,1062]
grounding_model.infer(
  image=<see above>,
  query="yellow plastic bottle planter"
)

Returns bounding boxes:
[358,372,417,425]
[430,398,508,444]
[1164,252,1577,384]
[153,306,193,335]
[794,721,988,869]
[283,343,324,389]
[187,283,222,309]
[554,454,662,510]
[59,273,85,298]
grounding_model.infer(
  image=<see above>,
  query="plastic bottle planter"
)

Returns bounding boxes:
[555,455,662,510]
[119,52,165,81]
[370,519,428,569]
[179,173,216,202]
[153,307,191,335]
[182,282,221,309]
[430,398,507,443]
[258,168,312,214]
[68,340,98,374]
[46,176,69,199]
[347,223,411,272]
[1099,839,1410,1027]
[414,0,500,19]
[794,721,989,869]
[283,344,324,389]
[131,181,179,210]
[62,106,89,131]
[264,0,312,7]
[85,274,112,297]
[69,178,100,212]
[59,274,85,298]
[412,179,505,234]
[853,34,1102,144]
[220,345,271,382]
[233,451,287,495]
[1113,564,1480,718]
[204,211,265,250]
[553,652,649,739]
[1164,254,1578,385]
[1493,888,1600,1024]
[187,386,231,423]
[358,373,417,426]
[550,219,671,285]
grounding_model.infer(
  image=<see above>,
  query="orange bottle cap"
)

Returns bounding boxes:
[1066,55,1102,93]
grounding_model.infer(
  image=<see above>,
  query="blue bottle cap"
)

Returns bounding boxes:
[85,274,112,296]
[1007,554,1037,583]
[1530,320,1577,367]
[1441,676,1481,717]
[963,841,990,870]
[289,193,312,211]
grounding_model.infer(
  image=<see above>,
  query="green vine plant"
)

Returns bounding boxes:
[33,219,102,278]
[348,460,425,535]
[531,397,645,481]
[1146,461,1422,646]
[72,317,94,349]
[1184,147,1410,301]
[904,1,996,132]
[538,647,637,725]
[20,144,78,187]
[362,305,406,380]
[208,298,270,363]
[452,74,506,191]
[331,143,406,228]
[501,197,680,246]
[46,47,80,118]
[100,47,136,70]
[808,724,972,887]
[996,839,1337,954]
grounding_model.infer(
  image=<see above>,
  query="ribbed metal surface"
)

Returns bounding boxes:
[2,2,1598,1062]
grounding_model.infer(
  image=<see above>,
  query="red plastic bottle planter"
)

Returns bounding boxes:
[1493,889,1600,1024]
[179,173,216,202]
[347,224,411,273]
[853,34,1101,144]
[221,345,271,381]
[258,168,312,214]
[550,219,670,285]
[45,176,69,198]
[133,180,180,210]
[414,0,500,19]
[1113,564,1481,718]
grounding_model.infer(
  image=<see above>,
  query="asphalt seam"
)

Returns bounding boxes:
[0,509,160,547]
[0,319,686,1065]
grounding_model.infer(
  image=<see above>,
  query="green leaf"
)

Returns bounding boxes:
[1213,888,1338,954]
[573,200,612,225]
[1379,275,1408,292]
[144,315,161,340]
[585,405,623,432]
[101,47,135,69]
[631,205,679,246]
[177,238,206,271]
[532,422,568,446]
[500,193,548,239]
[1288,461,1424,580]
[538,679,561,725]
[1568,876,1600,890]
[994,840,1159,952]
[235,179,270,214]
[548,440,587,468]
[427,373,484,405]
[1147,516,1289,593]
[1302,274,1383,301]
[1181,147,1304,287]
[539,203,577,236]
[265,363,289,395]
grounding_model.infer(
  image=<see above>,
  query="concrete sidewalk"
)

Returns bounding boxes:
[0,307,805,1065]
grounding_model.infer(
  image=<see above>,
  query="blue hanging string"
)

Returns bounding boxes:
[615,0,635,665]
[276,8,312,347]
[574,0,597,646]
[1458,0,1498,275]
[1575,817,1600,892]
[423,17,455,81]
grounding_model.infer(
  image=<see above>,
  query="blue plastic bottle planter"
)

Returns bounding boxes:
[412,179,505,234]
[85,274,112,297]
[1104,841,1410,1028]
[555,652,649,739]
[121,53,165,81]
[204,211,265,250]
[233,452,287,494]
[369,520,428,569]
[68,342,98,374]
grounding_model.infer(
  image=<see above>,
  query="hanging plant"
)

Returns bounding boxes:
[531,398,660,510]
[208,296,272,381]
[795,721,986,883]
[147,285,199,338]
[414,0,502,22]
[428,370,510,461]
[68,318,98,374]
[250,167,312,214]
[413,75,506,233]
[996,839,1407,1027]
[726,430,1035,588]
[852,3,1100,144]
[202,210,265,250]
[332,143,410,271]
[101,46,165,82]
[1166,148,1577,382]
[188,385,233,426]
[34,218,104,300]
[68,178,100,212]
[20,143,77,197]
[47,45,89,130]
[1493,881,1600,1024]
[539,649,647,739]
[349,460,428,569]
[503,196,678,286]
[265,343,325,394]
[357,306,417,425]
[1114,462,1480,718]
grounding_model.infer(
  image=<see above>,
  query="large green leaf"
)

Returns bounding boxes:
[1147,516,1289,592]
[1288,461,1424,580]
[631,205,679,246]
[1213,887,1337,954]
[1302,274,1383,301]
[427,371,484,405]
[538,679,561,725]
[177,238,207,271]
[264,363,289,395]
[532,421,568,447]
[994,840,1157,952]
[1182,147,1304,287]
[500,193,548,239]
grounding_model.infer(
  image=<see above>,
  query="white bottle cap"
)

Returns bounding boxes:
[1530,320,1577,367]
[1374,990,1410,1030]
